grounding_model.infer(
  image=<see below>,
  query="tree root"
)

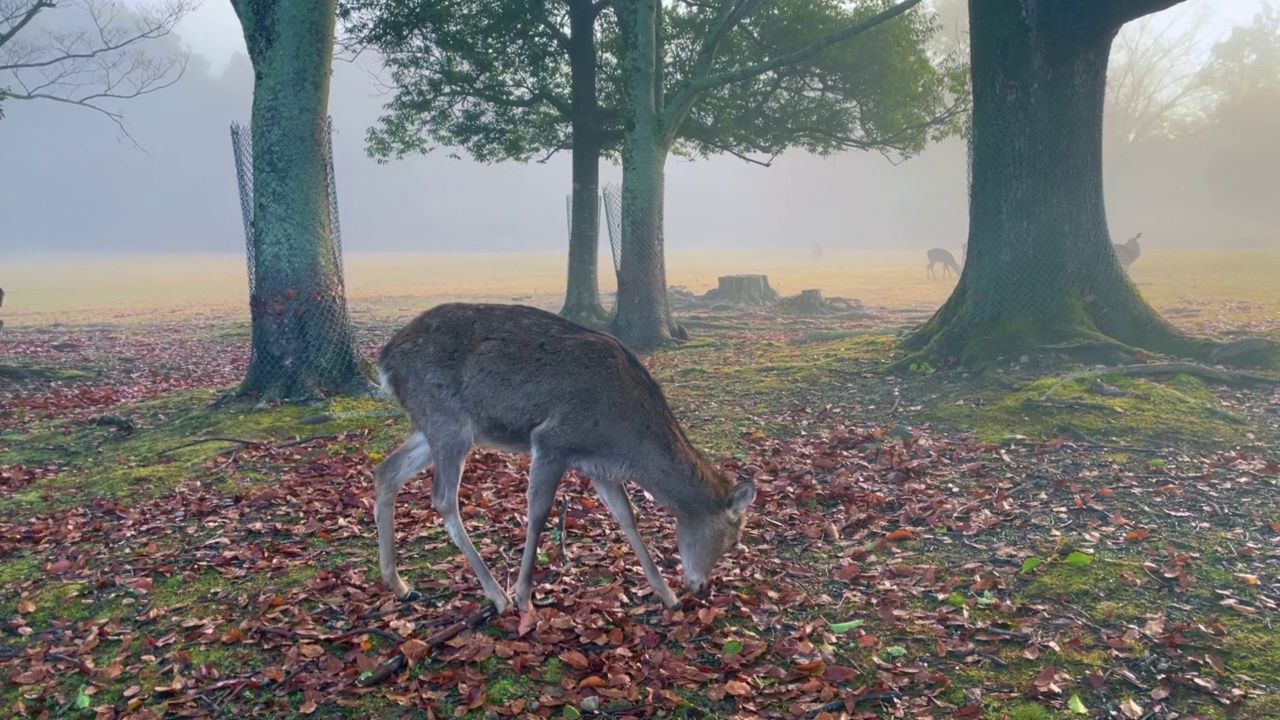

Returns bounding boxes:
[1038,362,1280,401]
[559,299,613,328]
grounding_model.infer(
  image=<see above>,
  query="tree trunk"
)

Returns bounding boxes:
[559,0,610,325]
[611,131,684,347]
[233,0,369,400]
[904,0,1203,366]
[610,0,684,348]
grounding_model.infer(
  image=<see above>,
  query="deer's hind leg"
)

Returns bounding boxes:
[374,430,433,601]
[430,431,513,613]
[513,447,569,612]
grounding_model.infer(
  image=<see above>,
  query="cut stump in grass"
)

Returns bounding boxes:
[778,288,874,318]
[704,274,780,306]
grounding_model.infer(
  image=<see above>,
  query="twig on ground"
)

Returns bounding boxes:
[157,433,341,458]
[811,690,903,716]
[358,604,499,687]
[558,495,569,564]
[157,437,258,455]
[279,434,341,448]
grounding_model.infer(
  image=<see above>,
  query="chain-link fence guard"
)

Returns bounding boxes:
[601,182,624,316]
[230,117,363,392]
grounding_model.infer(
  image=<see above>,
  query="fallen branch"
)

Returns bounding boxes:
[810,690,902,716]
[157,434,341,458]
[1038,362,1279,401]
[157,437,258,455]
[358,604,499,687]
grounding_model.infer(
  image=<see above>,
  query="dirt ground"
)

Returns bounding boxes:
[1,249,1278,719]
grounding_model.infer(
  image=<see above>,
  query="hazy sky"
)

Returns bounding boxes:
[0,0,1274,256]
[178,0,1267,75]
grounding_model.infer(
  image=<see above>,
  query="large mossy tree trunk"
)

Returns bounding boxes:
[904,0,1207,367]
[610,0,684,348]
[559,0,611,326]
[232,0,369,400]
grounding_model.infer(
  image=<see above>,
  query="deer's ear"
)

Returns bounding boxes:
[727,481,756,517]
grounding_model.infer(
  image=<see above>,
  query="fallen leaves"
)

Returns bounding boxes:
[1,321,1277,719]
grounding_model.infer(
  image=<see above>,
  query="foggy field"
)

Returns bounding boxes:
[6,247,1279,330]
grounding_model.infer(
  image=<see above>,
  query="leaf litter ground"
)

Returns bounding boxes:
[2,309,1279,720]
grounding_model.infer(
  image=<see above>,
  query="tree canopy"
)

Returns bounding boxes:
[343,0,965,167]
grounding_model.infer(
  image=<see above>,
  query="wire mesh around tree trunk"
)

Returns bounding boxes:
[230,117,362,392]
[602,182,623,277]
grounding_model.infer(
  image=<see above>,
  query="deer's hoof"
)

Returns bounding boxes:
[397,589,423,603]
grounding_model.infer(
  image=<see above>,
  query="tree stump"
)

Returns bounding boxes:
[703,274,780,306]
[778,289,873,318]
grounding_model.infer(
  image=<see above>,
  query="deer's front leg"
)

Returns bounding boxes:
[592,479,680,609]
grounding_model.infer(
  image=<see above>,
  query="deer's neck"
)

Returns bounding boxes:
[634,435,731,519]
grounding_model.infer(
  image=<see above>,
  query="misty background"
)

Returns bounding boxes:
[1,0,1277,256]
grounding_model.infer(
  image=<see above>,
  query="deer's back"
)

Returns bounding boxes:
[379,304,680,456]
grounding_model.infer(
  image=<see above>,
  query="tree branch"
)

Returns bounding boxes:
[689,0,763,81]
[661,0,924,136]
[1109,0,1189,27]
[0,0,51,48]
[535,0,571,51]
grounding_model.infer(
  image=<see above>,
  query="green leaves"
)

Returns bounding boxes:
[1064,552,1094,569]
[74,687,91,710]
[1068,694,1089,714]
[830,619,865,633]
[1022,556,1044,574]
[722,639,744,654]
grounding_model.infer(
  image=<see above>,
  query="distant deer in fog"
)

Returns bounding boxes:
[926,248,961,280]
[1114,232,1141,269]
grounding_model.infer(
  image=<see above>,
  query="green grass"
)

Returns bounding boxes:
[930,372,1250,447]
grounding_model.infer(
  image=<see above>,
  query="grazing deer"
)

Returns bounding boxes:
[373,303,757,614]
[1114,232,1141,269]
[926,248,961,280]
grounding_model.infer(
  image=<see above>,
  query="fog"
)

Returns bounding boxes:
[1,0,1276,256]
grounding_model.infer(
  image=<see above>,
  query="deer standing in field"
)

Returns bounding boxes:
[373,303,757,614]
[1114,232,1141,269]
[926,248,962,280]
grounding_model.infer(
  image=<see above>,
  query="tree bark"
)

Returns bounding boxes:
[610,0,685,347]
[904,0,1204,366]
[611,128,683,347]
[559,0,610,325]
[232,0,369,400]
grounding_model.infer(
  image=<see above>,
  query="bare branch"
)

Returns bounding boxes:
[661,0,924,136]
[0,0,50,48]
[0,0,194,146]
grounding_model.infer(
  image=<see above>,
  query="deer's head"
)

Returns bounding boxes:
[676,479,756,594]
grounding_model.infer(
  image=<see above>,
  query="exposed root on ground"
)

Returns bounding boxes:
[1037,362,1280,401]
